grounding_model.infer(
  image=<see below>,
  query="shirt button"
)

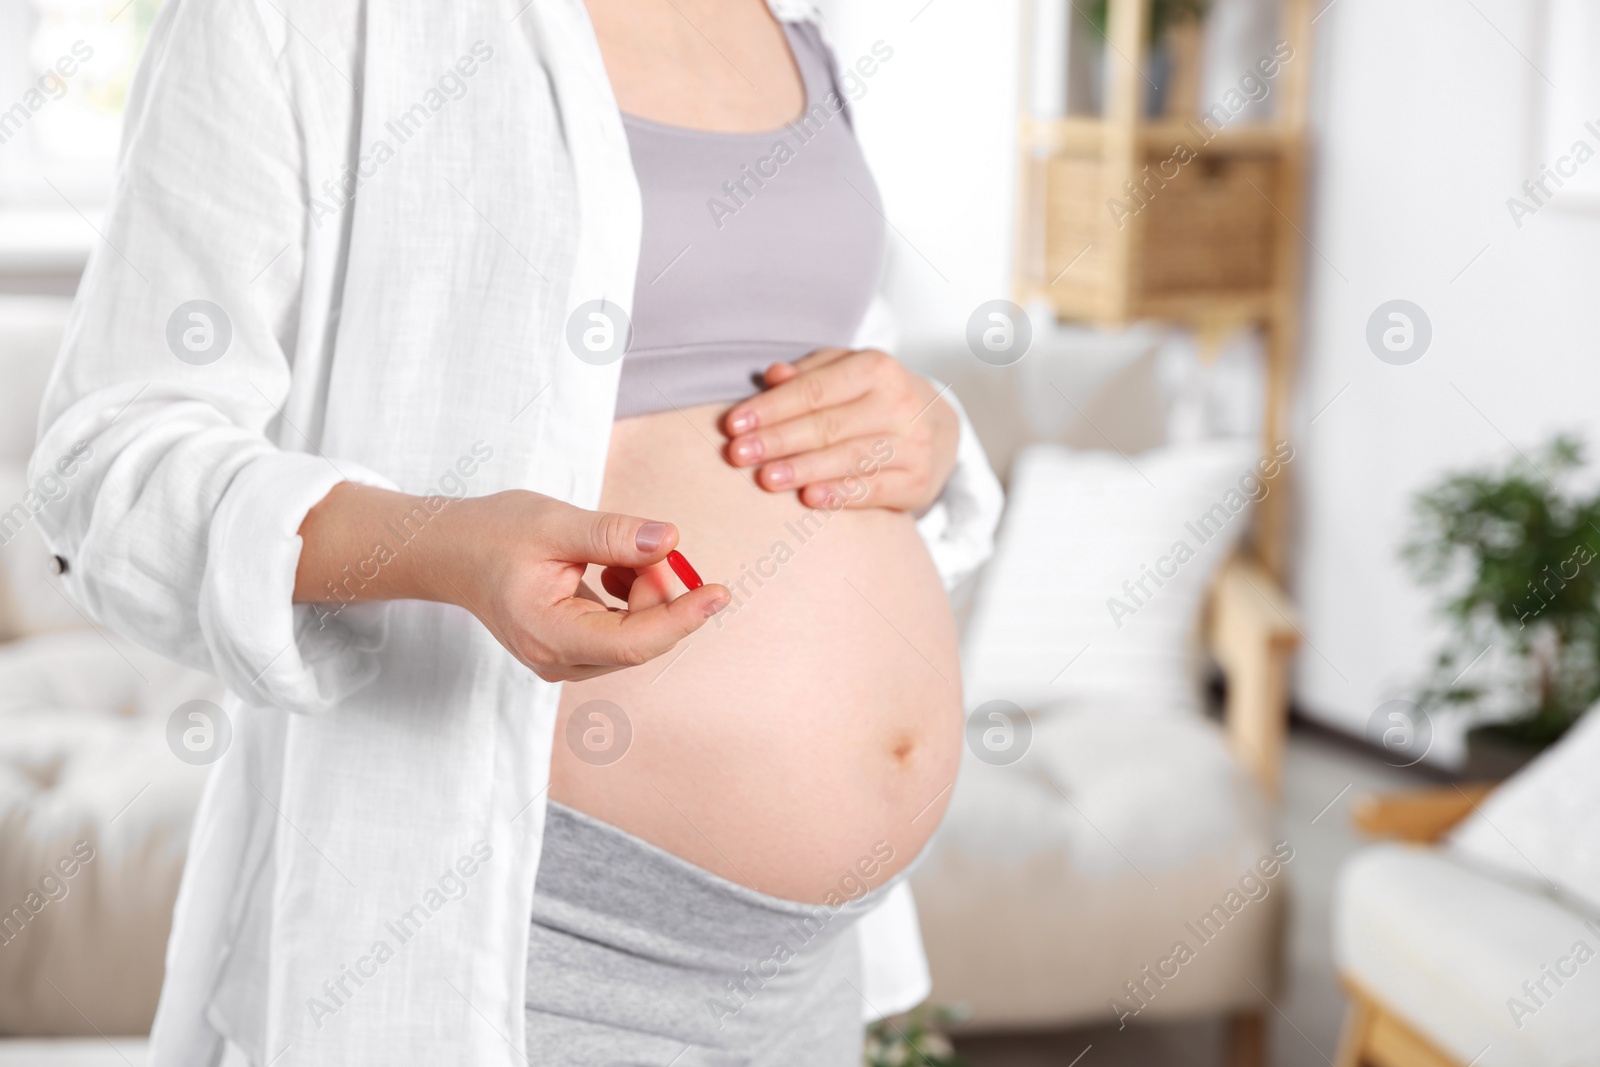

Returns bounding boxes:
[50,555,69,576]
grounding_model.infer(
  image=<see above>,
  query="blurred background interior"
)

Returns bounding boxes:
[4,0,1600,1065]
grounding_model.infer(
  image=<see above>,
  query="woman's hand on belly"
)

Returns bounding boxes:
[293,483,729,681]
[721,347,959,514]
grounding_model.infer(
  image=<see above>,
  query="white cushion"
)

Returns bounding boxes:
[943,708,1256,873]
[915,707,1281,1027]
[0,631,223,1036]
[961,439,1262,716]
[1334,843,1600,1067]
[1447,706,1600,916]
[0,712,203,1035]
[0,628,220,720]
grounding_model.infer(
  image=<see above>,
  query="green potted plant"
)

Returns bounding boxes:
[1085,0,1209,45]
[864,1004,970,1067]
[1403,434,1600,774]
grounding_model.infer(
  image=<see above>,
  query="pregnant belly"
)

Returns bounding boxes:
[550,402,962,904]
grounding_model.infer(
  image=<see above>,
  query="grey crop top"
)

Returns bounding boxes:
[614,22,887,419]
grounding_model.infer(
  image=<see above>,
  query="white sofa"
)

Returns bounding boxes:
[0,296,223,1043]
[914,710,1285,1029]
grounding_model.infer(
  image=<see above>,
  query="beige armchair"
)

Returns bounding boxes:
[906,341,1300,1067]
[1210,552,1302,799]
[1333,785,1493,1067]
[1332,783,1600,1067]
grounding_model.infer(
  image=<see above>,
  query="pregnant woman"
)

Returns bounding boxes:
[32,0,1000,1064]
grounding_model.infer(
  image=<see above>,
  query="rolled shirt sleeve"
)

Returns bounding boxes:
[914,383,1004,592]
[28,0,393,712]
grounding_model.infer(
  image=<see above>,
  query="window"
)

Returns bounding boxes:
[1540,0,1600,208]
[1,0,164,211]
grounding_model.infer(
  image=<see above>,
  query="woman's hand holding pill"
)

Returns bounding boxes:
[721,348,959,513]
[295,484,727,683]
[448,492,727,681]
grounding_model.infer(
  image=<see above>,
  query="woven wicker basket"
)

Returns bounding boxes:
[1040,141,1283,318]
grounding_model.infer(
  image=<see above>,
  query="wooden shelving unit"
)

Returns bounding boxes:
[1014,0,1314,580]
[1014,0,1315,801]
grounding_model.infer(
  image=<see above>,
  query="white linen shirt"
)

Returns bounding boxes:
[29,0,1004,1063]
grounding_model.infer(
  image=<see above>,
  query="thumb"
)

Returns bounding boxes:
[542,503,679,568]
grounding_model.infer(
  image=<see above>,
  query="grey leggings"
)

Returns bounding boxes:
[525,802,885,1066]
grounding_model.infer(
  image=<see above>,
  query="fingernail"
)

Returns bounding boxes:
[729,411,755,434]
[732,437,763,464]
[703,594,729,617]
[636,522,668,552]
[814,487,837,508]
[765,462,794,487]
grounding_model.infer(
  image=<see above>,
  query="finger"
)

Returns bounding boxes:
[727,395,882,467]
[599,566,637,602]
[791,347,855,373]
[554,583,731,669]
[753,436,896,493]
[759,347,852,390]
[761,362,798,388]
[625,561,675,611]
[726,350,885,434]
[799,467,925,511]
[599,564,674,608]
[542,503,679,568]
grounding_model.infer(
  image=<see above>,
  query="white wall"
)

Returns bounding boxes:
[1292,0,1600,756]
[823,0,1600,759]
[815,0,1022,341]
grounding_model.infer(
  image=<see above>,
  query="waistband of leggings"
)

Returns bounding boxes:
[533,800,899,958]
